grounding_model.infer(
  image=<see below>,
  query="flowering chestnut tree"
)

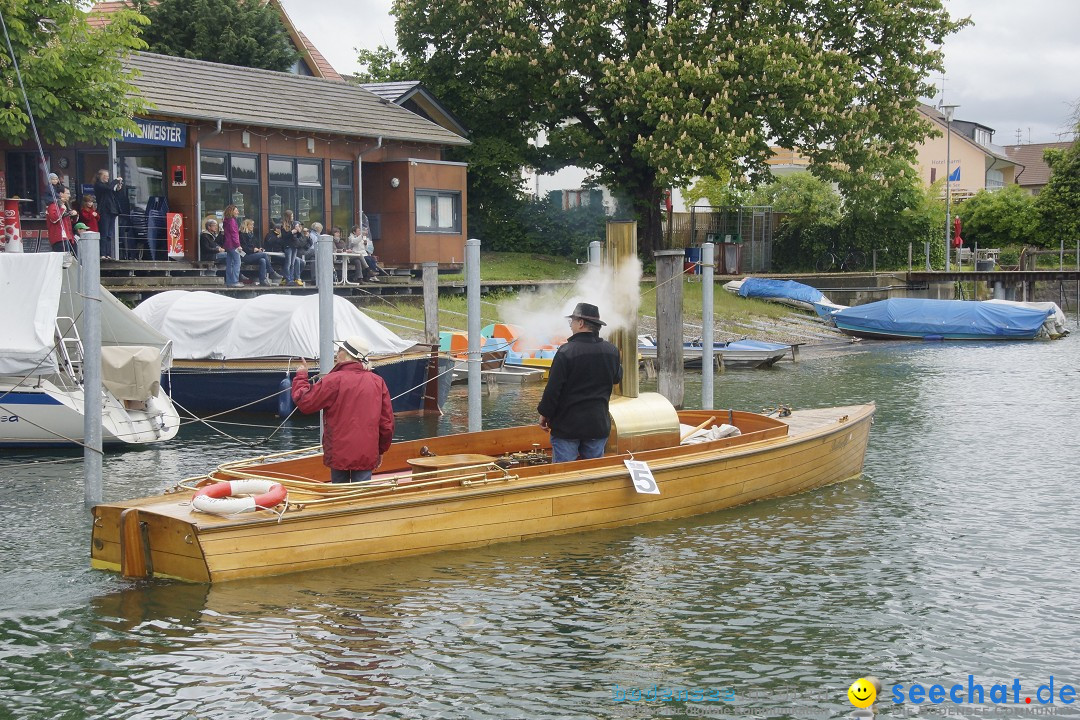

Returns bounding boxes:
[393,0,964,254]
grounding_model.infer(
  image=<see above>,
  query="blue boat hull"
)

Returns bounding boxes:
[163,356,454,416]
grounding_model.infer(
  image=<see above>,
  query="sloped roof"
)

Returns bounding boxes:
[1005,142,1074,187]
[294,29,342,81]
[125,52,469,145]
[917,104,1014,164]
[358,81,469,137]
[88,0,343,81]
[360,81,422,103]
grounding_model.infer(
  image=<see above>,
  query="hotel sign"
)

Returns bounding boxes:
[120,118,187,148]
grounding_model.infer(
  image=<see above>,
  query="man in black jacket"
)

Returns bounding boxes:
[537,302,622,463]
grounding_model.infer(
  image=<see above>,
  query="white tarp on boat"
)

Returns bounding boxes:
[986,299,1069,338]
[0,254,64,375]
[1,254,174,376]
[132,291,415,360]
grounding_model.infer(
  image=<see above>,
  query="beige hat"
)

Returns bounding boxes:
[340,336,370,361]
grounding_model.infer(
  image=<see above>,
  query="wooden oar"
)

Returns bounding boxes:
[680,415,717,442]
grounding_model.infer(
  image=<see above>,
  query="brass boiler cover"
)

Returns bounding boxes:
[607,392,680,454]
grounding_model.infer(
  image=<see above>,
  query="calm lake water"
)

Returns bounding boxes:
[2,336,1079,719]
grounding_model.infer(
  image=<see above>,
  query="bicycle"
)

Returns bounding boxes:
[815,244,866,272]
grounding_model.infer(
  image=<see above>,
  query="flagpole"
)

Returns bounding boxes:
[941,104,958,273]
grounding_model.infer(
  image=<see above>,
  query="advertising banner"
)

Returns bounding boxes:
[167,212,185,258]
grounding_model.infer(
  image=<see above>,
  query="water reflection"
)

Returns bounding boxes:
[1,336,1078,718]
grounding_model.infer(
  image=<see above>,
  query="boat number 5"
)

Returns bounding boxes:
[624,459,660,495]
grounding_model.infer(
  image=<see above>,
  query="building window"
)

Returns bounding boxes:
[330,161,354,233]
[5,152,43,214]
[415,189,461,233]
[200,151,260,235]
[269,156,323,227]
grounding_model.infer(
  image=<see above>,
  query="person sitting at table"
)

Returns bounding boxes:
[335,225,367,283]
[238,218,278,286]
[347,224,378,282]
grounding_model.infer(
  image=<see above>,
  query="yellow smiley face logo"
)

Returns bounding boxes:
[848,677,877,708]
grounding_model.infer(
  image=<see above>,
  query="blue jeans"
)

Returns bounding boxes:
[225,248,241,285]
[551,436,608,463]
[283,248,305,282]
[242,252,270,283]
[331,468,373,484]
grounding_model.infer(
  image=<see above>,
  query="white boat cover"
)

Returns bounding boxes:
[0,254,63,375]
[1,255,173,377]
[985,299,1069,338]
[132,291,415,360]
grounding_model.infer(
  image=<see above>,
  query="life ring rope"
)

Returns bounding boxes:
[191,479,287,516]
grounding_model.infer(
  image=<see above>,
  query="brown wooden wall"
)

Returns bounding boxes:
[1,118,466,267]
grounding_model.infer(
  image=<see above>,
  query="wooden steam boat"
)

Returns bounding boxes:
[90,397,874,583]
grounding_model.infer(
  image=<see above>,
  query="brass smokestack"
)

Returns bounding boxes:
[605,220,638,398]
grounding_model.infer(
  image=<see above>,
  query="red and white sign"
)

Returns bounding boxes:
[167,212,185,258]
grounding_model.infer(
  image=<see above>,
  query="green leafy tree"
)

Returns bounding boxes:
[956,184,1040,248]
[134,0,299,72]
[743,172,840,269]
[392,0,965,255]
[352,45,413,84]
[0,1,148,145]
[747,173,840,229]
[683,173,742,208]
[1035,122,1080,248]
[839,157,941,267]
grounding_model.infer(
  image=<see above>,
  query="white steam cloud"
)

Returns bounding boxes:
[497,257,643,349]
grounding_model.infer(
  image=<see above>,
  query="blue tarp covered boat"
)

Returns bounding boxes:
[725,277,844,312]
[831,298,1053,341]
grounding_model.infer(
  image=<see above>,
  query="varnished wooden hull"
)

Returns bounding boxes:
[90,404,874,583]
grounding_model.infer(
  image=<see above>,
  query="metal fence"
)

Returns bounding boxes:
[687,205,776,273]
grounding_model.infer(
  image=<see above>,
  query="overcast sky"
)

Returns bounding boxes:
[280,0,1079,145]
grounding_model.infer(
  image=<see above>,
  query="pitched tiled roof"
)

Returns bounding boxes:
[359,81,422,103]
[87,0,132,28]
[295,29,342,81]
[916,104,1013,163]
[125,52,469,145]
[1005,142,1075,187]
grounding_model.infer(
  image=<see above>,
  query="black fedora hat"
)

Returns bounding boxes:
[566,302,606,326]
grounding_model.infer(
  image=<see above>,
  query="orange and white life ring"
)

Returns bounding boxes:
[191,479,287,515]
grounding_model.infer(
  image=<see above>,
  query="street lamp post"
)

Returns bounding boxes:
[941,104,958,272]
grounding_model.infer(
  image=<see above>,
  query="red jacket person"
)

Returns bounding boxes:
[291,335,394,483]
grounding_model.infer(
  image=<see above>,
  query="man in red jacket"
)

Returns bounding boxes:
[291,336,394,483]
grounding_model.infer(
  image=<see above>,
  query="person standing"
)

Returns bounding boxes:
[291,336,395,484]
[93,169,122,256]
[222,205,242,287]
[537,302,622,463]
[46,188,78,255]
[78,195,100,234]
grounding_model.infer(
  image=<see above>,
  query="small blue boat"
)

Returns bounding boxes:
[831,298,1053,341]
[638,336,792,369]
